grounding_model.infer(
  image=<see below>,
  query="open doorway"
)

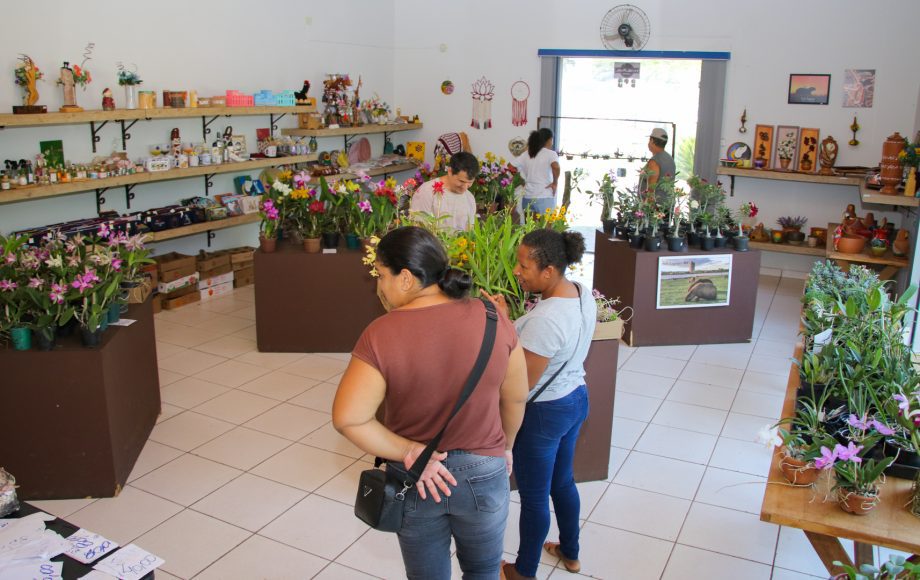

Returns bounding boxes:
[548,57,703,239]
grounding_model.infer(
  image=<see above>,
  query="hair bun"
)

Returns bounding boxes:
[438,268,472,299]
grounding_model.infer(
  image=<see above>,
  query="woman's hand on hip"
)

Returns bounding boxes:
[404,443,457,503]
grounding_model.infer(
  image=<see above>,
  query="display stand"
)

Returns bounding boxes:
[593,231,760,346]
[0,299,160,499]
[254,240,385,352]
[575,338,618,482]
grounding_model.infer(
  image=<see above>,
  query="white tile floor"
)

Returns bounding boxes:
[30,275,886,578]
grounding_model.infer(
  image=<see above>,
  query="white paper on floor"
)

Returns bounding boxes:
[93,543,164,580]
[65,529,119,564]
[0,558,62,579]
[0,511,70,562]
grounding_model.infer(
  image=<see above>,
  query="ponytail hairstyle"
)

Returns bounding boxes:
[521,228,586,272]
[375,226,472,299]
[527,127,554,158]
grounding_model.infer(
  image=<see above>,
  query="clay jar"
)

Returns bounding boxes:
[779,454,819,486]
[836,236,867,254]
[879,132,905,195]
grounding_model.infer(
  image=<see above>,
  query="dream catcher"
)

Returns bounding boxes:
[471,77,494,130]
[511,81,530,127]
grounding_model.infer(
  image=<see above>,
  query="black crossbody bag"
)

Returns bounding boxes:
[354,299,498,532]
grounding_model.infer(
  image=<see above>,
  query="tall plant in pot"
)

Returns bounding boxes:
[658,177,687,251]
[733,201,758,251]
[583,169,618,234]
[764,393,836,486]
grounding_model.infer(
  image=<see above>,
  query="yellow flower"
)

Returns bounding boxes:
[291,188,310,199]
[499,157,506,165]
[278,170,292,182]
[461,253,469,262]
[484,152,496,164]
[457,237,468,249]
[384,177,397,189]
[345,180,360,193]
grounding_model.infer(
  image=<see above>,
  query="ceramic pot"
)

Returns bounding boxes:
[869,245,887,257]
[322,231,340,249]
[124,85,138,110]
[643,235,662,252]
[734,236,750,252]
[700,236,715,251]
[303,237,321,253]
[666,236,685,252]
[879,132,905,195]
[779,454,820,486]
[786,231,806,246]
[80,325,104,348]
[837,487,879,515]
[259,236,277,253]
[10,327,31,350]
[835,236,867,254]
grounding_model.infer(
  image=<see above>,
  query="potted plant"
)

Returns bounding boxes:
[766,393,837,486]
[713,206,731,248]
[591,289,630,340]
[258,198,281,253]
[584,170,618,234]
[869,237,888,257]
[658,177,686,252]
[733,201,757,252]
[643,203,664,252]
[777,216,808,244]
[288,187,324,252]
[831,554,919,580]
[815,431,895,515]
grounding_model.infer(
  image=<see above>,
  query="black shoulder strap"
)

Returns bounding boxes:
[528,283,584,404]
[403,298,498,482]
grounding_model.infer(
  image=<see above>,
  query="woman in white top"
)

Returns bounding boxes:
[512,128,560,216]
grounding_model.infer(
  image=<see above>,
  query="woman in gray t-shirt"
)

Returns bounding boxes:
[483,229,597,579]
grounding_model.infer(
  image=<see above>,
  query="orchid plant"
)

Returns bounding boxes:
[737,201,758,236]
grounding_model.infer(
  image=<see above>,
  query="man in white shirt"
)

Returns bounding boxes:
[409,152,479,231]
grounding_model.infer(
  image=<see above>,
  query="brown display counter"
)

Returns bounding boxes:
[254,240,385,352]
[575,337,618,482]
[593,230,760,346]
[0,299,160,500]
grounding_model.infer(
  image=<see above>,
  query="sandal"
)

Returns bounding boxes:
[501,560,536,580]
[543,542,581,573]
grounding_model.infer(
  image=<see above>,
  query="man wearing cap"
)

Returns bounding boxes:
[639,128,677,205]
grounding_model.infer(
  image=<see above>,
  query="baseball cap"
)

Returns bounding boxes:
[649,128,668,142]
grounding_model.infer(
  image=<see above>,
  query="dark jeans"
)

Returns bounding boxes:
[386,452,508,579]
[512,385,589,577]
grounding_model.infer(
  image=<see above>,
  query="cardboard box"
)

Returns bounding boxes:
[155,252,197,283]
[197,250,232,272]
[200,281,234,301]
[162,284,198,300]
[198,271,234,290]
[162,291,201,310]
[199,263,233,280]
[140,263,159,288]
[158,272,199,294]
[298,113,322,129]
[233,266,254,288]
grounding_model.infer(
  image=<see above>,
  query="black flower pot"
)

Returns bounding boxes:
[602,219,616,235]
[33,327,57,351]
[667,236,685,252]
[687,231,700,247]
[628,233,645,249]
[700,236,715,251]
[734,236,750,252]
[321,231,341,249]
[713,235,727,248]
[644,235,662,252]
[58,317,77,338]
[616,225,632,240]
[80,326,105,348]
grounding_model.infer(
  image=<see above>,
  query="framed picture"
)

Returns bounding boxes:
[656,255,732,310]
[753,125,774,168]
[773,126,800,171]
[230,135,247,156]
[39,140,65,169]
[798,128,820,173]
[788,74,831,105]
[842,69,875,108]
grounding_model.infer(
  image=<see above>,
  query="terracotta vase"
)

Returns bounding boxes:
[837,487,879,515]
[835,236,867,254]
[879,132,905,195]
[259,236,277,253]
[303,237,321,253]
[779,454,819,486]
[893,230,910,257]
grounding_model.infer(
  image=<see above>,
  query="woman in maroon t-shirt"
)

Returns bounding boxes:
[334,226,528,579]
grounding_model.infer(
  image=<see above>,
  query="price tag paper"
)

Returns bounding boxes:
[66,529,119,564]
[93,544,163,580]
[0,559,63,579]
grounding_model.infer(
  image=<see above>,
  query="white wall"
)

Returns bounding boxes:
[0,0,396,256]
[393,0,920,273]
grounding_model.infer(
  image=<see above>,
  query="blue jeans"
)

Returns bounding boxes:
[386,452,509,579]
[512,385,589,577]
[522,197,555,216]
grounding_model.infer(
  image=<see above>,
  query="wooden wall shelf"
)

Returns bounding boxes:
[858,182,920,208]
[146,213,259,243]
[0,154,317,206]
[281,122,422,138]
[0,105,317,128]
[748,241,825,257]
[716,166,861,186]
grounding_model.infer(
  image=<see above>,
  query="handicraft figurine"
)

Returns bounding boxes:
[102,87,115,111]
[13,54,46,114]
[818,136,838,176]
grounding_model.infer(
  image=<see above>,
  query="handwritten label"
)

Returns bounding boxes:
[66,529,119,564]
[93,543,164,580]
[812,328,832,354]
[0,559,62,580]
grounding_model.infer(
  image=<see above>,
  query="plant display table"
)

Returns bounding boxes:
[253,240,385,352]
[575,337,619,482]
[760,341,920,576]
[0,299,160,500]
[592,231,760,346]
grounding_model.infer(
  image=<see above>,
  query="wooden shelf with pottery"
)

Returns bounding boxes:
[858,180,920,208]
[748,240,825,257]
[716,166,862,186]
[146,213,260,243]
[825,222,909,280]
[0,105,317,128]
[281,122,423,138]
[335,160,419,180]
[0,154,317,205]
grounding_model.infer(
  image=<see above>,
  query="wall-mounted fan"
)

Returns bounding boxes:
[600,4,651,51]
